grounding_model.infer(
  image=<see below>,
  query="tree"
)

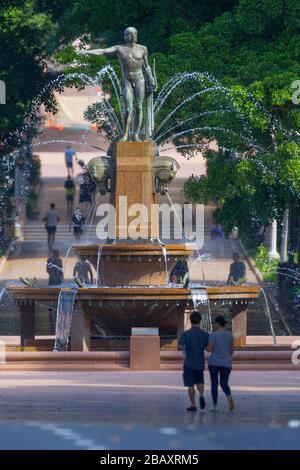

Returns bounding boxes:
[48,0,238,52]
[0,1,65,247]
[157,0,300,254]
[184,142,300,246]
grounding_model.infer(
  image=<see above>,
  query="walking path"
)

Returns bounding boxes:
[0,371,299,449]
[0,370,299,431]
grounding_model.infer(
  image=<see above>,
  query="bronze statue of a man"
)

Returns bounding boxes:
[79,27,156,141]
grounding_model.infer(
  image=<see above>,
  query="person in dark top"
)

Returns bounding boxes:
[179,311,209,412]
[46,249,63,286]
[227,252,246,285]
[73,256,94,285]
[78,171,97,215]
[210,224,224,239]
[70,207,86,241]
[64,175,75,217]
[170,259,189,286]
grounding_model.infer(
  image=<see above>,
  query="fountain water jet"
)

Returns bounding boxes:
[54,289,77,352]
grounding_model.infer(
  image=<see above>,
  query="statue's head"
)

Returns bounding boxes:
[124,27,137,44]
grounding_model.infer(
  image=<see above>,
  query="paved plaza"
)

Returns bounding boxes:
[0,370,299,449]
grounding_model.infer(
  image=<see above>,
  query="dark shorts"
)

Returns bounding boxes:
[46,226,56,235]
[183,367,204,387]
[66,161,73,168]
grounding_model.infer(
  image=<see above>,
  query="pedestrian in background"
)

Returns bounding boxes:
[43,203,60,252]
[210,224,224,240]
[64,175,75,217]
[46,249,63,286]
[73,256,93,285]
[70,207,85,241]
[65,145,78,177]
[78,171,96,216]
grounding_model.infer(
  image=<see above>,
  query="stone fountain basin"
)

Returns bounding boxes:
[7,285,261,300]
[73,243,194,286]
[7,285,261,336]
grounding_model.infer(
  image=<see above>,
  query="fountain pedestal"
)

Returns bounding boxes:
[130,329,160,370]
[114,141,158,239]
[232,305,248,347]
[70,310,91,351]
[20,302,35,347]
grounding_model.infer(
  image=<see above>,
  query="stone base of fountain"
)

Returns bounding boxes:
[0,349,296,371]
[5,139,264,360]
[7,285,261,351]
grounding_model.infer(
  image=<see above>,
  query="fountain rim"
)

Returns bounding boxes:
[72,243,194,257]
[6,285,261,301]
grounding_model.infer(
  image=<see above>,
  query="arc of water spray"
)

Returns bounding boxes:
[154,71,219,116]
[154,109,233,143]
[154,86,227,137]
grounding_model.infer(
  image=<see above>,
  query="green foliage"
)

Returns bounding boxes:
[251,245,278,281]
[0,1,53,137]
[156,0,300,129]
[184,141,300,243]
[49,0,239,53]
[28,154,41,186]
[26,190,38,217]
[169,0,300,244]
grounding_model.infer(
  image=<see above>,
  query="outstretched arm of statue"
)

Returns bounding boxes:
[77,46,119,56]
[142,48,156,92]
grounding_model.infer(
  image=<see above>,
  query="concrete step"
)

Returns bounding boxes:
[23,225,98,241]
[23,225,214,240]
[0,350,296,371]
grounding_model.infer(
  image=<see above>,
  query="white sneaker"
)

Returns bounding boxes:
[209,406,218,412]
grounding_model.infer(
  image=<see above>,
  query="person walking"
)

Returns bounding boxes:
[65,146,78,177]
[42,203,60,252]
[179,311,209,412]
[46,249,63,286]
[73,256,93,285]
[78,171,96,216]
[207,316,235,411]
[70,207,85,241]
[64,175,75,217]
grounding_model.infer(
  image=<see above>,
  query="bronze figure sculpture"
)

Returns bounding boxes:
[79,27,156,141]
